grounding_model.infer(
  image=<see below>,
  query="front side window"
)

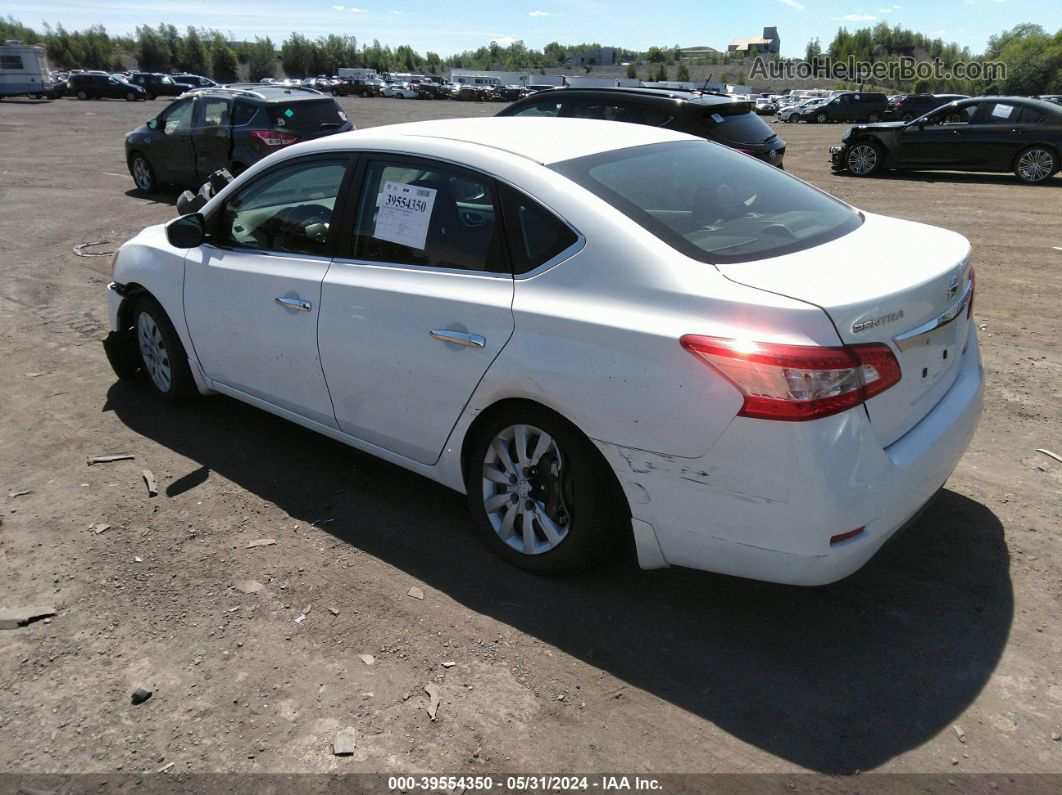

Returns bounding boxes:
[929,103,978,125]
[552,140,861,264]
[160,98,194,134]
[216,159,348,256]
[353,160,504,272]
[571,100,671,127]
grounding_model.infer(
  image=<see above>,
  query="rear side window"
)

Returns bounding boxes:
[232,101,257,126]
[571,100,671,127]
[353,160,505,272]
[266,99,345,133]
[1,55,24,70]
[498,184,579,274]
[511,99,564,117]
[980,102,1018,124]
[1018,106,1045,125]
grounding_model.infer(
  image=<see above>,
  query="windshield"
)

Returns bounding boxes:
[552,140,861,264]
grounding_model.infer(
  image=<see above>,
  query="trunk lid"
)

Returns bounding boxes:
[716,212,973,446]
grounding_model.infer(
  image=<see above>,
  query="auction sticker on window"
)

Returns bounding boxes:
[373,181,437,250]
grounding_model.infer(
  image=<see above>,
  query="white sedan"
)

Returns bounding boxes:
[104,118,983,585]
[382,82,418,99]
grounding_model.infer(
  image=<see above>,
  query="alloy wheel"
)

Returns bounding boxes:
[481,424,572,555]
[847,144,878,175]
[137,311,172,392]
[1017,149,1054,183]
[132,157,152,190]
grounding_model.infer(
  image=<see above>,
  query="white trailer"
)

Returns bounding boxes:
[337,67,377,81]
[0,41,51,99]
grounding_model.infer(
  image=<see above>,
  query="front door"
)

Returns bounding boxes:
[896,102,980,166]
[318,156,515,465]
[150,97,197,185]
[183,156,353,427]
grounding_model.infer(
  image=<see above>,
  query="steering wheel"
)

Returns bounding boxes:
[267,204,333,252]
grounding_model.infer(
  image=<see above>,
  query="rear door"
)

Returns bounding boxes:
[318,155,515,465]
[193,94,233,182]
[965,100,1032,168]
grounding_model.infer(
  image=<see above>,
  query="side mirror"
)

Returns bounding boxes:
[147,119,157,130]
[166,213,205,249]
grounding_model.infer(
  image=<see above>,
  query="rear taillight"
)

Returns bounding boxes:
[680,336,902,421]
[967,265,975,318]
[250,130,299,147]
[734,148,755,156]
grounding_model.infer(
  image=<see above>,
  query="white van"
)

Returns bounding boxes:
[0,40,51,99]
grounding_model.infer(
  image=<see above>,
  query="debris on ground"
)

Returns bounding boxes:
[1051,732,1061,742]
[953,724,967,744]
[130,687,152,705]
[333,726,357,756]
[246,538,277,549]
[157,761,175,773]
[294,613,306,624]
[1036,448,1062,464]
[407,586,424,600]
[0,606,57,630]
[233,580,264,594]
[142,469,158,497]
[424,682,440,721]
[87,453,135,465]
[89,523,111,535]
[73,240,115,258]
[441,661,456,668]
[7,490,33,498]
[329,607,340,616]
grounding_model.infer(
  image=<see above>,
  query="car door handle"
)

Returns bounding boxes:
[275,296,312,312]
[430,329,486,348]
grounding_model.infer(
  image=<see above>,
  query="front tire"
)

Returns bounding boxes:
[129,152,157,192]
[815,112,827,124]
[846,141,883,176]
[125,91,137,102]
[867,111,881,122]
[76,89,89,100]
[465,406,624,574]
[1014,146,1058,184]
[133,295,197,403]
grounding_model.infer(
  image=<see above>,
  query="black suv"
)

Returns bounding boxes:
[67,73,147,101]
[886,93,969,122]
[332,78,381,97]
[128,72,192,100]
[124,85,354,192]
[498,87,785,167]
[796,91,889,123]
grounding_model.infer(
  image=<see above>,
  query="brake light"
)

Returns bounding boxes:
[967,265,975,318]
[680,336,902,421]
[734,148,755,156]
[250,130,299,147]
[831,527,865,544]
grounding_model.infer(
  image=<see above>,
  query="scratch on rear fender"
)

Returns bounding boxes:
[607,444,789,505]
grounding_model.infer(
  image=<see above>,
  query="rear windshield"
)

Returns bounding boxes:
[551,140,861,264]
[687,103,777,146]
[266,100,345,133]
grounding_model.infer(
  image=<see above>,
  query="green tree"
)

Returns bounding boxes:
[135,25,170,71]
[179,27,208,75]
[805,37,821,62]
[654,62,668,81]
[676,62,690,81]
[244,37,276,81]
[626,63,637,79]
[209,32,238,81]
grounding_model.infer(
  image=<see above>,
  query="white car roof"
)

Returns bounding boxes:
[301,117,698,165]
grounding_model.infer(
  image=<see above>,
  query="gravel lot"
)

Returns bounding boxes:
[0,94,1060,779]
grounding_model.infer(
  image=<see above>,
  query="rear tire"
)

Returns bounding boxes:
[465,405,625,574]
[132,295,197,403]
[815,111,827,124]
[146,92,156,101]
[76,89,88,100]
[1014,146,1058,184]
[125,91,136,102]
[867,111,881,122]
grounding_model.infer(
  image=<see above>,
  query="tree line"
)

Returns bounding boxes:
[2,15,1058,94]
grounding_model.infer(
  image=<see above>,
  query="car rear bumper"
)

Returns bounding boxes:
[830,144,845,167]
[598,323,983,585]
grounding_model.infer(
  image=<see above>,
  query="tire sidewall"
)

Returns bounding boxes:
[465,405,621,574]
[130,153,157,192]
[846,141,882,176]
[132,295,196,402]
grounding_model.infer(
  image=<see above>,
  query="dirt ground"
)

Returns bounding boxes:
[0,94,1060,781]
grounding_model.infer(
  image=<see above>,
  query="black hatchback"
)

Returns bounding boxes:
[497,87,785,167]
[124,85,354,192]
